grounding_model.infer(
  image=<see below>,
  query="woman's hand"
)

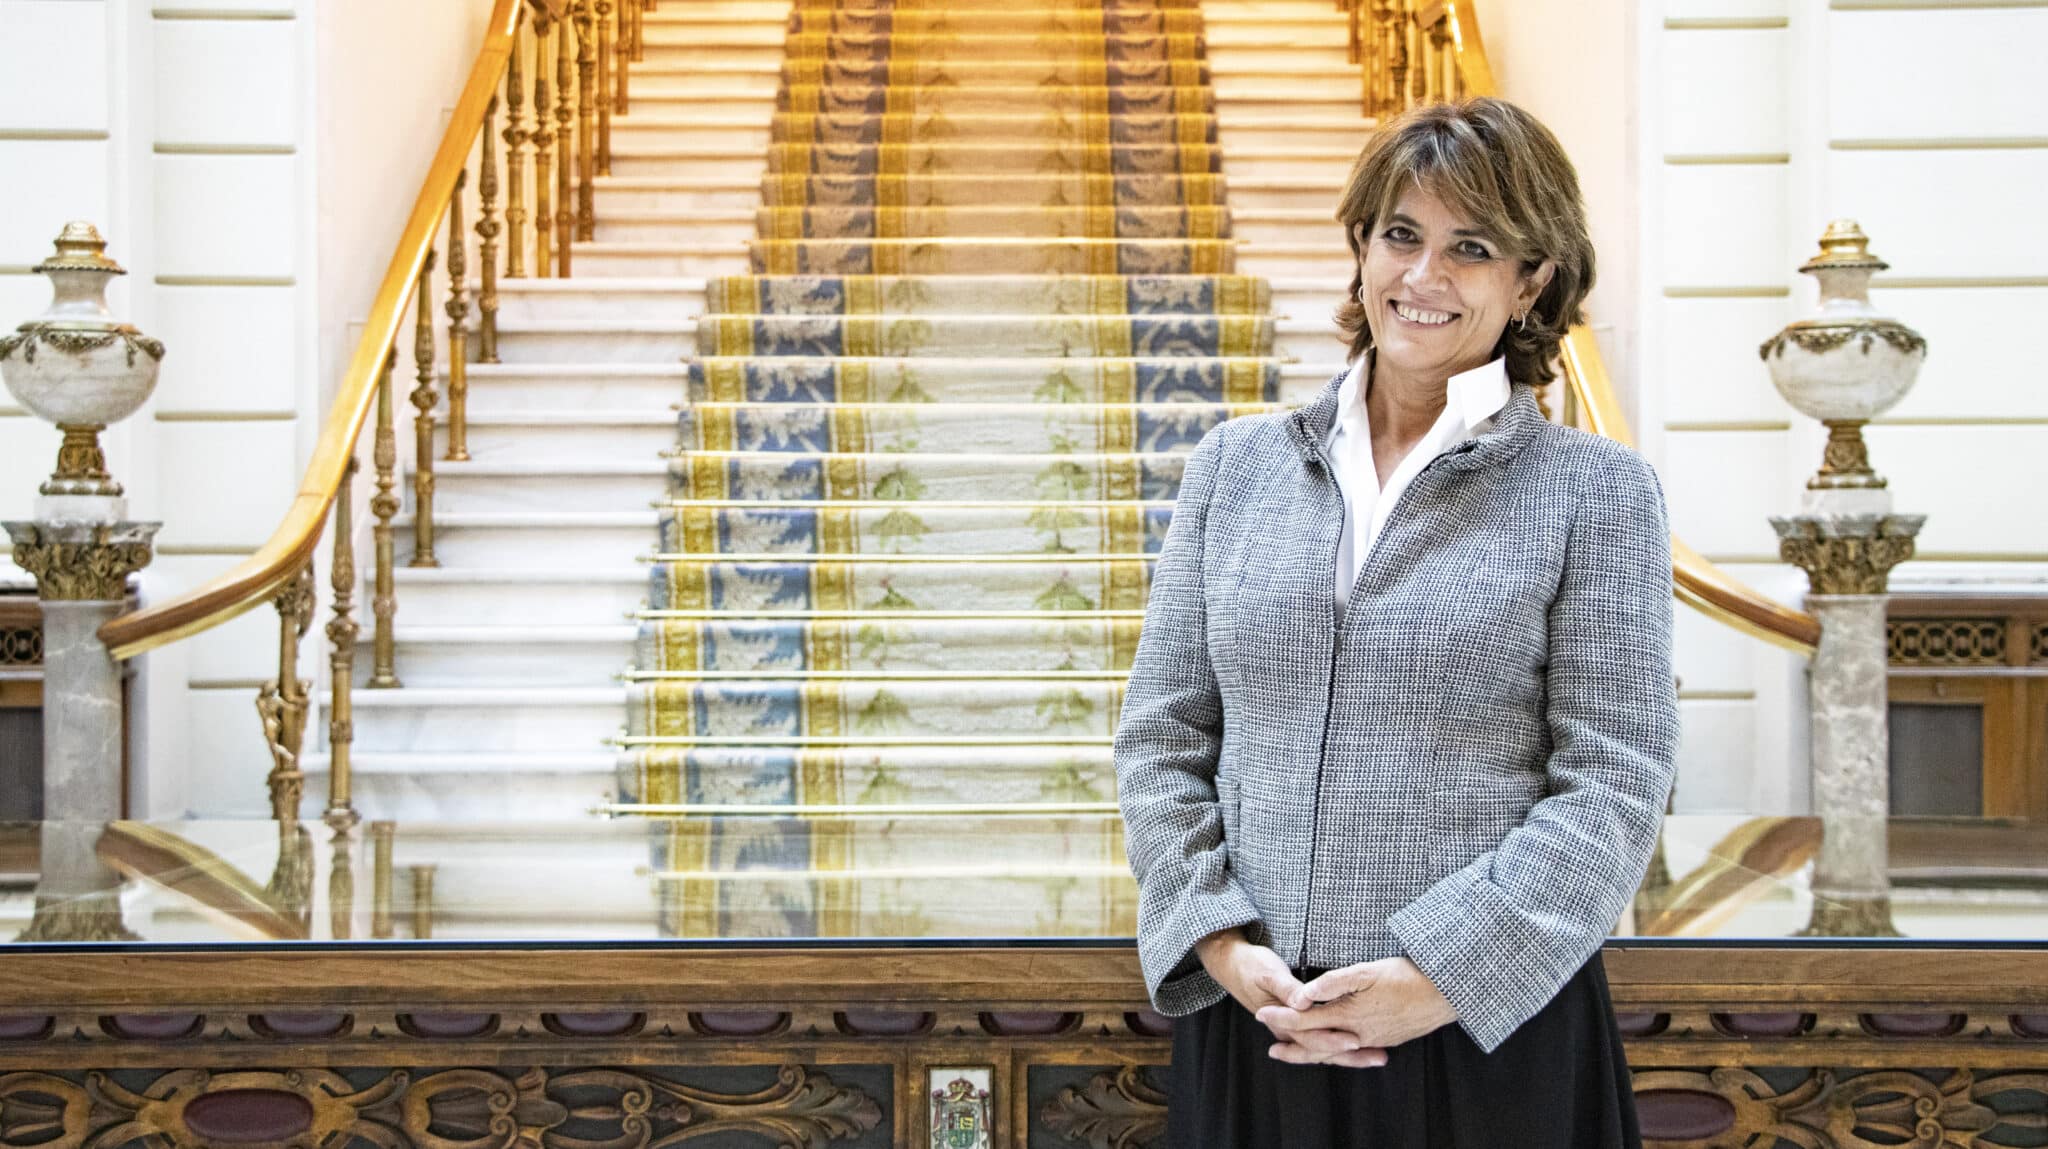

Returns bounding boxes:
[1194,929,1391,1068]
[1252,957,1455,1067]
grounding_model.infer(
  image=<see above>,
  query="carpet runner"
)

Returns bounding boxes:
[617,0,1288,938]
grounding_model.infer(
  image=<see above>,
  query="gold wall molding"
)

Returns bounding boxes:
[152,410,297,422]
[1664,16,1792,28]
[153,275,296,288]
[1832,0,2048,8]
[0,130,110,142]
[1834,137,2048,150]
[1664,421,1795,432]
[1871,415,2048,426]
[1665,152,1792,165]
[152,143,296,155]
[151,8,296,18]
[1665,286,1794,298]
[1873,276,2048,289]
[155,544,259,557]
[186,678,269,691]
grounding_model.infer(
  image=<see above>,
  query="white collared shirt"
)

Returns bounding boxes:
[1325,353,1512,617]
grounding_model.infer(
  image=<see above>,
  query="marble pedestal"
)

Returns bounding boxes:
[1770,509,1924,938]
[3,514,158,941]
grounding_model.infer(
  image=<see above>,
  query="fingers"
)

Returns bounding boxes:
[1249,960,1307,1006]
[1287,964,1377,1012]
[1267,1041,1390,1068]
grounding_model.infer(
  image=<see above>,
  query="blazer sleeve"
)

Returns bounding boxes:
[1386,448,1681,1054]
[1115,419,1263,1016]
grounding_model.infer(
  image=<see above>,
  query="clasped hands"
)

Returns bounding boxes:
[1194,929,1459,1068]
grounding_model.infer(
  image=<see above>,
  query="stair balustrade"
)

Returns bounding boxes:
[90,0,664,821]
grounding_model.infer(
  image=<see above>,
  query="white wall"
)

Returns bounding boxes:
[0,0,487,817]
[1493,0,2048,816]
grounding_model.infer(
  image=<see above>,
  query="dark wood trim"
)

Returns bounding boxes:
[4,944,2048,1012]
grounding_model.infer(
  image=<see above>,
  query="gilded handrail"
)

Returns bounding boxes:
[97,0,526,661]
[1436,1,1821,655]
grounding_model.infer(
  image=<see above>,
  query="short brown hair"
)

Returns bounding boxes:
[1333,96,1595,386]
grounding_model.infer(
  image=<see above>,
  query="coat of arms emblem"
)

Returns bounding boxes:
[930,1075,991,1149]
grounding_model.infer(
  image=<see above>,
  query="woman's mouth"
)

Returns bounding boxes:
[1390,300,1457,327]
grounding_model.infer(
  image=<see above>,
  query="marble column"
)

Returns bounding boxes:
[5,519,158,941]
[1772,514,1921,937]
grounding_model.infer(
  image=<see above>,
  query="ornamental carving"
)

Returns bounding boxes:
[3,522,157,602]
[1759,321,1926,362]
[0,1064,882,1149]
[0,323,165,368]
[1630,1067,2048,1147]
[1040,1066,1167,1149]
[1770,515,1924,596]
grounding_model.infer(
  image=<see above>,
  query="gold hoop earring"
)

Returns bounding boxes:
[1357,284,1370,307]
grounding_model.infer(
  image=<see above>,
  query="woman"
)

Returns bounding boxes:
[1114,96,1678,1147]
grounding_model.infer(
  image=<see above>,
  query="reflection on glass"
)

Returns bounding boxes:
[3,813,2043,947]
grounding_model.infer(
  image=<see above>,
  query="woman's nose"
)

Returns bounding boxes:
[1403,250,1449,292]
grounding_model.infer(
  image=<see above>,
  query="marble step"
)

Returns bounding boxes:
[384,567,647,627]
[358,624,638,688]
[654,499,1177,557]
[592,209,755,246]
[393,511,658,568]
[675,400,1275,455]
[632,614,1147,674]
[592,174,764,214]
[344,685,627,754]
[684,355,1281,405]
[460,363,692,412]
[492,317,697,363]
[645,555,1154,614]
[625,65,784,98]
[494,276,710,324]
[626,676,1129,741]
[428,458,668,513]
[298,754,624,822]
[666,448,1184,502]
[618,742,1119,810]
[567,239,755,277]
[432,412,672,463]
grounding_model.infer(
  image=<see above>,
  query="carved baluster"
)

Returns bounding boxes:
[620,0,637,119]
[369,348,402,688]
[412,864,438,939]
[445,168,472,462]
[478,96,502,363]
[370,820,396,939]
[504,16,529,279]
[532,11,556,278]
[576,1,599,239]
[326,455,361,829]
[598,0,615,176]
[328,819,355,940]
[635,0,649,62]
[410,250,441,568]
[257,561,317,822]
[555,7,578,275]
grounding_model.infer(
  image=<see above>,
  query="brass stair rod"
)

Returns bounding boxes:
[409,249,441,568]
[478,95,502,364]
[532,10,556,278]
[597,0,614,177]
[576,1,599,239]
[325,455,360,829]
[555,8,577,276]
[369,348,401,688]
[503,13,529,280]
[445,167,472,462]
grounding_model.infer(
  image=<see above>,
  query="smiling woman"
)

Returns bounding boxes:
[1114,94,1674,1149]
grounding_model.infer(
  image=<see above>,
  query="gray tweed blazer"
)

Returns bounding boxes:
[1114,368,1679,1055]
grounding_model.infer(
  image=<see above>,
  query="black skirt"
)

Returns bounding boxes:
[1166,949,1640,1149]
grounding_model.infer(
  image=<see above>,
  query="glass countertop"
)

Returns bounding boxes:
[2,814,2045,948]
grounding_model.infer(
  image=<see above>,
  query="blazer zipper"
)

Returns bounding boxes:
[1292,438,1474,971]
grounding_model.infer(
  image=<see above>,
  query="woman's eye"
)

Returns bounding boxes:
[1458,242,1493,260]
[1382,226,1415,243]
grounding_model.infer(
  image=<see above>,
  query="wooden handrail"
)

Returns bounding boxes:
[97,0,527,661]
[1444,2,1820,655]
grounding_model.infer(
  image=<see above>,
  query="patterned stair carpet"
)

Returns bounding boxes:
[617,0,1288,938]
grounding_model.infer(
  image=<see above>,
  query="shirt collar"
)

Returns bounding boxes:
[1322,353,1514,451]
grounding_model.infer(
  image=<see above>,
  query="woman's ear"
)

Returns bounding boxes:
[1518,258,1557,312]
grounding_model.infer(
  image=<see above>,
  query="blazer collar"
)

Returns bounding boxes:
[1289,359,1547,475]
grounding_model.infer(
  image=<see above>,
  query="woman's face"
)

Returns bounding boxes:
[1354,183,1553,384]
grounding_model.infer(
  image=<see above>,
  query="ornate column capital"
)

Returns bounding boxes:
[1768,513,1925,596]
[3,520,159,602]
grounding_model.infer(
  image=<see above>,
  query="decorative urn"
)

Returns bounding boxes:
[1758,220,1925,490]
[0,222,163,497]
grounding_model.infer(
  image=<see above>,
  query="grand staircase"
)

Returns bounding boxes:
[326,0,1372,937]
